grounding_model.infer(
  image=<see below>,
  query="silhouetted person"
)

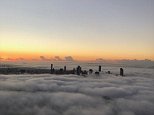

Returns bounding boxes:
[107,71,111,74]
[95,71,99,75]
[77,66,82,75]
[51,64,53,74]
[120,68,124,76]
[59,68,64,74]
[20,69,26,74]
[89,69,93,74]
[64,66,66,72]
[52,68,55,74]
[82,70,88,75]
[99,65,101,72]
[60,68,63,71]
[72,68,76,74]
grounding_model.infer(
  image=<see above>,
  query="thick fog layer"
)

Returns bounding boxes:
[0,68,154,115]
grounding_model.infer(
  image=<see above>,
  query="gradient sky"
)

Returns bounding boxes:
[0,0,154,61]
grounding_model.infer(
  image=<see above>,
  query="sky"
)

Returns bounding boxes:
[0,0,154,61]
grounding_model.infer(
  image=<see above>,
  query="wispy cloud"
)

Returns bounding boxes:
[16,57,24,61]
[40,56,52,61]
[54,56,63,61]
[0,57,4,60]
[65,56,74,61]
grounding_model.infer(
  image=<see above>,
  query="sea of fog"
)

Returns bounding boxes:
[1,60,154,69]
[1,61,118,70]
[0,61,154,115]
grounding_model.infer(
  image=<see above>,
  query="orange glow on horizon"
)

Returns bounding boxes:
[1,51,154,61]
[1,31,154,61]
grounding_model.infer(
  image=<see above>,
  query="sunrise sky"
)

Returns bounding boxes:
[0,0,154,61]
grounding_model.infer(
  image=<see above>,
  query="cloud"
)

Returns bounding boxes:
[94,59,154,68]
[0,57,25,61]
[16,57,24,61]
[40,56,51,61]
[32,58,39,61]
[65,56,74,61]
[0,57,4,60]
[96,58,104,62]
[6,58,15,61]
[40,56,46,60]
[54,56,63,61]
[0,68,154,115]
